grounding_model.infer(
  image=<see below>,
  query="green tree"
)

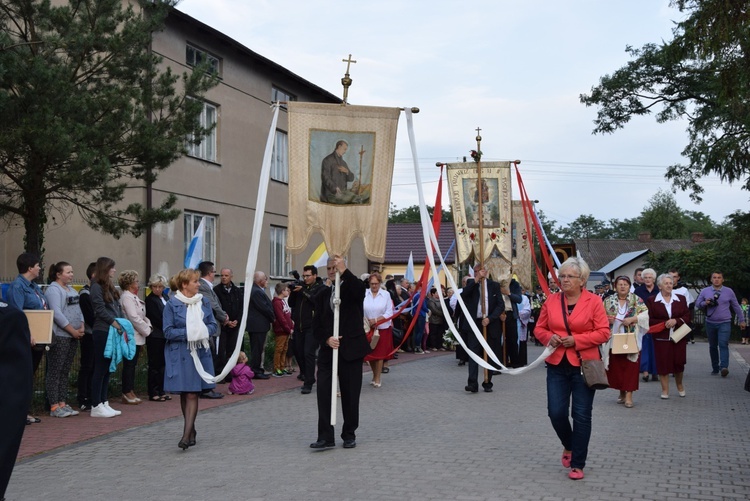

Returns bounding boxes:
[559,214,608,241]
[639,190,686,239]
[388,204,452,223]
[607,217,642,239]
[580,0,750,203]
[0,0,217,257]
[535,209,562,243]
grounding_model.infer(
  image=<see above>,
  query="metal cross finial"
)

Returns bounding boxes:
[341,54,357,105]
[342,54,357,74]
[475,126,482,142]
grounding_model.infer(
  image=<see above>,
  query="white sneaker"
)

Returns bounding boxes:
[91,403,116,418]
[103,401,122,416]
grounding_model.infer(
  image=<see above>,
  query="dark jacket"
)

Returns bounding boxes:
[459,278,504,339]
[214,282,244,326]
[289,278,325,331]
[246,283,275,333]
[145,291,168,339]
[313,268,370,362]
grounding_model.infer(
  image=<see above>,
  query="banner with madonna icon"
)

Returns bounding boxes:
[287,102,400,261]
[446,161,513,280]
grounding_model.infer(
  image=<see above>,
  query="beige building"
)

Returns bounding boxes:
[1,7,371,285]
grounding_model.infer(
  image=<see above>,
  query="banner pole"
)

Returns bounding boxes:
[330,270,341,425]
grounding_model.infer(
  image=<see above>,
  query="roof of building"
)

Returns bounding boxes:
[381,223,457,264]
[573,236,708,271]
[598,249,650,274]
[169,8,341,104]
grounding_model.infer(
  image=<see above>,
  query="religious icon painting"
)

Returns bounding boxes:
[309,130,375,206]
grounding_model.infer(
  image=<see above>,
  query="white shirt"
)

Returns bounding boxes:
[363,288,393,329]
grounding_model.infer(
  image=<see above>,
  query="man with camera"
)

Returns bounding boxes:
[696,271,745,377]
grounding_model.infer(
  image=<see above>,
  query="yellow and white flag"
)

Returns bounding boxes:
[446,161,513,279]
[287,102,400,261]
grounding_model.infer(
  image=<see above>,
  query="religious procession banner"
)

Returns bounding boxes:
[287,102,400,261]
[446,161,513,280]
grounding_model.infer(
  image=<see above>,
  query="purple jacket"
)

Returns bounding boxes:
[696,285,743,324]
[228,364,255,395]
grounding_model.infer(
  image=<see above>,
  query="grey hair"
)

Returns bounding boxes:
[656,273,674,289]
[641,268,657,280]
[559,257,591,284]
[148,273,168,288]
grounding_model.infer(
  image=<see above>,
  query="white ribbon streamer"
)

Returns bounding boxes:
[190,103,281,383]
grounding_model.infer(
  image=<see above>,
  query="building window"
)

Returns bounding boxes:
[187,101,217,162]
[184,212,216,264]
[272,86,296,108]
[271,130,288,183]
[270,226,289,278]
[186,44,220,75]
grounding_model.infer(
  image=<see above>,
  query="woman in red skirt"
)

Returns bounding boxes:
[363,272,394,388]
[603,276,649,408]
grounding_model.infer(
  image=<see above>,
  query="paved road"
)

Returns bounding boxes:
[7,342,750,501]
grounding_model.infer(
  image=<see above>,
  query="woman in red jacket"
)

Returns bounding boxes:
[534,257,610,481]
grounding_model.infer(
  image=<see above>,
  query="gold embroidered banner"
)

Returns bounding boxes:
[446,162,513,280]
[287,102,400,261]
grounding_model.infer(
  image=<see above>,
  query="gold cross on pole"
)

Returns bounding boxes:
[341,54,357,104]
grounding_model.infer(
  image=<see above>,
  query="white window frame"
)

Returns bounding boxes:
[269,226,289,278]
[271,130,288,183]
[187,101,217,162]
[186,44,221,75]
[184,212,216,265]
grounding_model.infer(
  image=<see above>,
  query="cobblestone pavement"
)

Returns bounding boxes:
[7,342,750,501]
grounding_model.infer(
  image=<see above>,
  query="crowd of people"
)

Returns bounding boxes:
[2,251,748,481]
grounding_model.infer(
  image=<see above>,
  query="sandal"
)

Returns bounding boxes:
[381,367,390,374]
[150,395,167,402]
[26,416,41,425]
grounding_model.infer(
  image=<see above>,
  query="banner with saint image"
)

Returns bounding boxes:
[446,162,513,278]
[287,102,400,261]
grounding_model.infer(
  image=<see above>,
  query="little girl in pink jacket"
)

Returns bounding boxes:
[228,352,255,395]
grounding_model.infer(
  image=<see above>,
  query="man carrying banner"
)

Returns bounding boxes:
[310,256,370,449]
[459,264,505,393]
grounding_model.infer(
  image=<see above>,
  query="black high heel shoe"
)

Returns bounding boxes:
[178,440,189,450]
[188,429,197,447]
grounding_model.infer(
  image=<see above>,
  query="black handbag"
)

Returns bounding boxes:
[560,295,609,390]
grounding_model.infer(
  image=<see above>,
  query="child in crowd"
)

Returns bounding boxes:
[271,282,294,377]
[228,352,254,395]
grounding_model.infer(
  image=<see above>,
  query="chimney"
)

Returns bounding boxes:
[637,232,652,243]
[691,232,704,243]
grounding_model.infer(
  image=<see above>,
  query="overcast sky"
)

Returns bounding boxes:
[177,0,747,228]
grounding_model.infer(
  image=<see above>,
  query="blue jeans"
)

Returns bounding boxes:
[705,321,731,372]
[547,360,596,470]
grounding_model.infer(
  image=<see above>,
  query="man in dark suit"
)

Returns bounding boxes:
[501,278,524,368]
[290,265,325,394]
[0,302,32,500]
[459,265,504,393]
[246,271,275,380]
[197,261,226,398]
[214,268,244,381]
[310,256,370,449]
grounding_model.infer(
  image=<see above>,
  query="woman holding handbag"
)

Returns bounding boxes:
[363,272,394,388]
[603,276,649,408]
[646,274,691,400]
[533,257,610,481]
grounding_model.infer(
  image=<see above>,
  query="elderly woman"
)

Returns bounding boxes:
[633,268,659,382]
[363,272,394,387]
[533,257,610,481]
[646,274,691,399]
[164,269,219,450]
[119,270,152,404]
[145,274,170,401]
[603,276,649,408]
